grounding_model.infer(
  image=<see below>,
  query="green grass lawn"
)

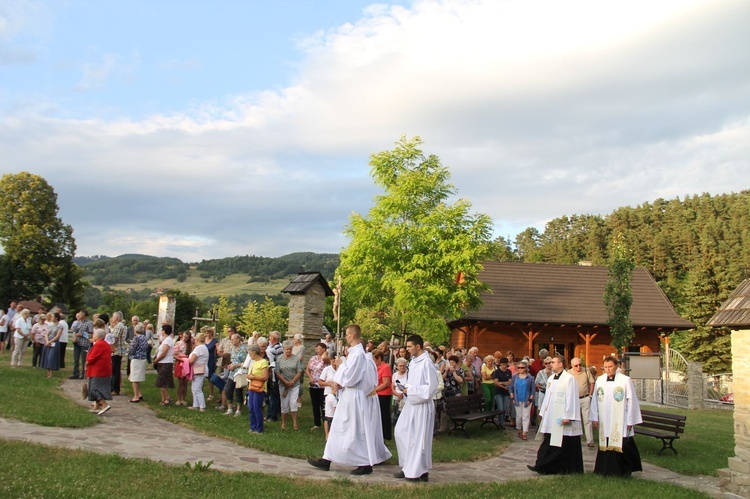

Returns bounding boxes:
[0,439,711,499]
[634,406,734,476]
[0,350,98,428]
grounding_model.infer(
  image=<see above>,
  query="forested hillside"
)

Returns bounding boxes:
[80,252,339,286]
[82,254,189,285]
[195,252,339,280]
[505,190,750,372]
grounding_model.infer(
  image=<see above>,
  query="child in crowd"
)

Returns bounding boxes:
[318,352,338,441]
[214,352,232,410]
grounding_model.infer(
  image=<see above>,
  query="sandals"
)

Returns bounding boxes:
[521,433,528,440]
[160,399,173,406]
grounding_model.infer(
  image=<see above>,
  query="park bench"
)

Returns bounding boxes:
[444,393,502,438]
[634,409,687,455]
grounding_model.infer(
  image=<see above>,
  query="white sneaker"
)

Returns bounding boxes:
[224,408,233,415]
[234,408,241,417]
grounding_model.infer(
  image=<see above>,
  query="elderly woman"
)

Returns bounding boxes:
[222,333,247,417]
[204,327,218,401]
[276,339,303,430]
[292,333,305,409]
[144,323,155,364]
[11,309,32,367]
[31,314,48,368]
[535,356,553,425]
[373,349,393,440]
[127,324,149,403]
[246,343,269,433]
[391,357,408,424]
[189,332,209,412]
[481,354,497,411]
[86,328,113,415]
[305,342,327,431]
[510,360,534,440]
[153,324,175,406]
[40,312,63,378]
[443,354,464,399]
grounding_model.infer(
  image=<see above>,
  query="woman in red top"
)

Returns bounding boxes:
[86,328,113,415]
[372,349,393,440]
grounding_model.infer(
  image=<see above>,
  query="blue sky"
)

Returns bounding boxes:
[1,0,749,261]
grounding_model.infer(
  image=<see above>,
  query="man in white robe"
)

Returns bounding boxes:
[590,356,643,477]
[364,348,392,464]
[528,355,584,475]
[393,334,438,482]
[308,324,392,475]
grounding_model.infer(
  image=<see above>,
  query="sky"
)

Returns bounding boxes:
[1,0,749,262]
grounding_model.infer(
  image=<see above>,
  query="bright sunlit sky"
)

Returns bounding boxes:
[2,0,749,261]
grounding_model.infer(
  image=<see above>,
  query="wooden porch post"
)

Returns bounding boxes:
[523,329,540,358]
[578,329,598,366]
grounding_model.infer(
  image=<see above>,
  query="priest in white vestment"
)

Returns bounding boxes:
[308,324,391,475]
[393,334,438,482]
[364,349,393,465]
[590,356,643,477]
[528,355,584,475]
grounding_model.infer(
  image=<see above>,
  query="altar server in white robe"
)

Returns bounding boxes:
[528,355,584,475]
[590,356,643,477]
[393,334,438,482]
[308,324,391,475]
[364,348,392,465]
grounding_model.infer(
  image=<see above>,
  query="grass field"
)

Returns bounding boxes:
[0,353,734,479]
[0,439,711,499]
[98,268,291,299]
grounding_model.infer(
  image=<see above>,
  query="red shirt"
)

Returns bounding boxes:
[86,339,113,378]
[376,362,393,396]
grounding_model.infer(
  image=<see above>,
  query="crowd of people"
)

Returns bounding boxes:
[2,300,644,479]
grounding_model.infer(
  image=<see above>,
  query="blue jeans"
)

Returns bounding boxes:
[494,393,510,422]
[248,391,265,432]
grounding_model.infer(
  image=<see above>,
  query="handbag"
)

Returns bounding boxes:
[193,365,206,375]
[249,379,265,393]
[233,370,248,389]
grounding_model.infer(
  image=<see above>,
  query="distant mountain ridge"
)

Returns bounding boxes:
[77,252,340,286]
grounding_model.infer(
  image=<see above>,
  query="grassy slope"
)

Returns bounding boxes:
[98,268,291,299]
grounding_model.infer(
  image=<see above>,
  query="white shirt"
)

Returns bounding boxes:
[0,311,7,333]
[159,335,175,364]
[58,319,69,343]
[14,316,31,340]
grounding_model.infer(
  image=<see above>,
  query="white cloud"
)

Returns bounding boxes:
[1,0,748,260]
[75,50,140,91]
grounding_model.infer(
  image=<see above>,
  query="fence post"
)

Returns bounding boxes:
[687,361,704,410]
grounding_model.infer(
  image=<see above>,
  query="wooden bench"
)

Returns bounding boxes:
[444,393,502,438]
[634,409,687,455]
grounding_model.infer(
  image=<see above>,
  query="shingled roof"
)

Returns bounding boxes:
[707,278,750,328]
[456,261,693,330]
[281,272,334,296]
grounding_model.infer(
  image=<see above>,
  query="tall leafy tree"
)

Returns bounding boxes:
[604,232,635,357]
[238,296,288,334]
[337,136,494,345]
[47,261,87,313]
[0,172,76,304]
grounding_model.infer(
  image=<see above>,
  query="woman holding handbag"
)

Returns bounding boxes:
[246,343,269,433]
[188,332,209,411]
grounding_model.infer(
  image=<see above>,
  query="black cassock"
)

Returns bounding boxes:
[533,433,584,475]
[594,436,642,477]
